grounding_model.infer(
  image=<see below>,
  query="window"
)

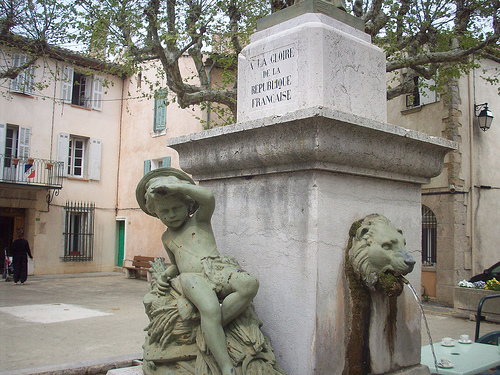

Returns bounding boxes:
[10,54,35,95]
[57,133,101,180]
[153,89,168,132]
[68,137,85,177]
[63,201,95,261]
[144,157,171,175]
[61,66,104,110]
[0,123,31,181]
[422,205,437,266]
[406,77,439,108]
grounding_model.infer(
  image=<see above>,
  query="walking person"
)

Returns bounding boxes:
[12,229,33,285]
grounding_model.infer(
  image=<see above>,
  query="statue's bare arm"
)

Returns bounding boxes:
[165,183,215,223]
[161,232,179,279]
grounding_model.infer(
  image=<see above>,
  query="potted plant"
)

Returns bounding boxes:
[28,158,34,164]
[12,158,19,165]
[46,162,53,170]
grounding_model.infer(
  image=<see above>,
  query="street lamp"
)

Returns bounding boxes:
[475,103,494,132]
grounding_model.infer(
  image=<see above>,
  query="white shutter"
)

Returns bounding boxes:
[84,76,92,108]
[420,78,438,105]
[25,64,35,95]
[14,126,30,182]
[92,75,104,111]
[10,54,35,95]
[57,133,70,176]
[61,66,74,103]
[88,138,102,180]
[0,123,6,180]
[10,54,23,92]
[0,122,6,155]
[17,126,31,159]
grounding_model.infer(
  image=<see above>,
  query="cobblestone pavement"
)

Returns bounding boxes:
[0,273,498,373]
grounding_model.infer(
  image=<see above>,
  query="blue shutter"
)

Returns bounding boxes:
[144,160,151,175]
[162,157,171,167]
[153,89,167,131]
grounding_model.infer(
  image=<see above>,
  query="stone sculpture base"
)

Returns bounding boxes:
[141,259,286,375]
[168,108,452,374]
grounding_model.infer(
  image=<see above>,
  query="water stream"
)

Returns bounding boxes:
[405,281,440,375]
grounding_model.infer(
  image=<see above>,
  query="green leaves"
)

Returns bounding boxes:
[3,0,500,121]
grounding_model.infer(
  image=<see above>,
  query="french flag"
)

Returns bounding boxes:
[24,163,35,179]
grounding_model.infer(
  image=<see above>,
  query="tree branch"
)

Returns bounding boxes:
[387,69,417,101]
[228,1,242,56]
[386,31,500,72]
[0,54,37,79]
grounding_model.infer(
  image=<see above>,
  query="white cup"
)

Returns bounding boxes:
[442,337,453,345]
[460,334,469,342]
[440,357,451,367]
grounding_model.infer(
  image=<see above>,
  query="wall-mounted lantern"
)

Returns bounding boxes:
[475,103,494,131]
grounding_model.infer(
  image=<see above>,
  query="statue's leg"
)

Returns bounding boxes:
[180,273,235,375]
[221,271,259,326]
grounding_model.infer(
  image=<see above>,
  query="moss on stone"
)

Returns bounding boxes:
[376,272,404,297]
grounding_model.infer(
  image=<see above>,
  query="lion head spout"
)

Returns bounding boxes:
[348,214,415,297]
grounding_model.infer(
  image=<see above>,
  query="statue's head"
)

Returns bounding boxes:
[348,214,415,297]
[136,167,199,218]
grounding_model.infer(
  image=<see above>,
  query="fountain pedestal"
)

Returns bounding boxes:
[167,7,454,375]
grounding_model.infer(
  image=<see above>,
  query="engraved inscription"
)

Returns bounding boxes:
[247,45,297,109]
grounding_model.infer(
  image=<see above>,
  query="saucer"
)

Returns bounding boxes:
[458,339,472,344]
[441,341,455,347]
[438,362,454,369]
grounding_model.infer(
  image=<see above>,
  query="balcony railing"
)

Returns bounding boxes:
[0,155,63,189]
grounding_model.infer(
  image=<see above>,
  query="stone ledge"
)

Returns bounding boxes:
[454,287,500,322]
[168,106,456,184]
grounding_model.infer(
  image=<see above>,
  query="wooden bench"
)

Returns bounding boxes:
[123,255,163,281]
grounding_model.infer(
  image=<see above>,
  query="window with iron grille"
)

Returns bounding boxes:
[63,201,95,261]
[422,205,437,266]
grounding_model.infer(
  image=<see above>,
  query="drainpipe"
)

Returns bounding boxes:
[50,61,58,159]
[468,66,475,275]
[115,75,126,216]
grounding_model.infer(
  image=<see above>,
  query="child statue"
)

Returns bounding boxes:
[136,167,285,375]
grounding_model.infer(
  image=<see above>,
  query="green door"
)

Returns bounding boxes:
[117,221,125,267]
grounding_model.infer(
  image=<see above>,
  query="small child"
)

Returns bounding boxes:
[136,168,259,375]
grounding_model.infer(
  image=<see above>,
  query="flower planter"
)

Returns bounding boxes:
[12,158,19,165]
[46,162,53,170]
[454,287,500,322]
[27,158,34,164]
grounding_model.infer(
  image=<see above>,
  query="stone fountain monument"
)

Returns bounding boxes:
[161,1,455,373]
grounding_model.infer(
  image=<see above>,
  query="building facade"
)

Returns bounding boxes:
[0,45,125,275]
[387,58,500,306]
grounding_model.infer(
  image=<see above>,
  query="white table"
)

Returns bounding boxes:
[421,341,500,375]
